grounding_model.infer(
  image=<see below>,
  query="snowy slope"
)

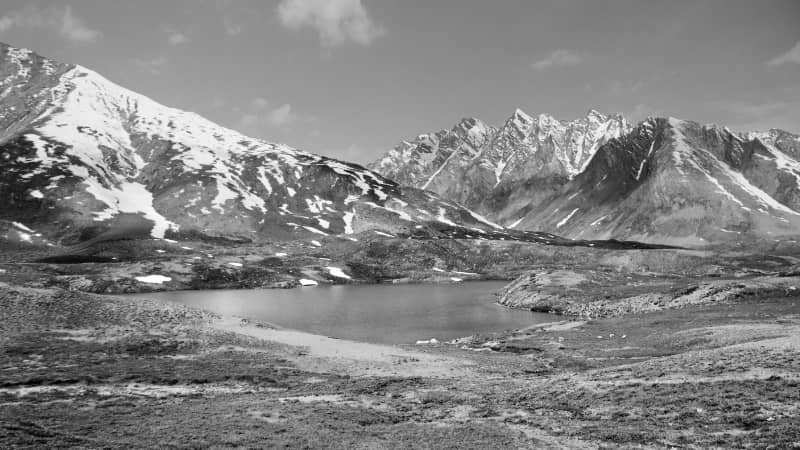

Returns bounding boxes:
[373,104,800,246]
[0,42,499,244]
[369,109,630,214]
[506,118,800,246]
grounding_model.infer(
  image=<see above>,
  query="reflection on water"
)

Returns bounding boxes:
[135,281,554,345]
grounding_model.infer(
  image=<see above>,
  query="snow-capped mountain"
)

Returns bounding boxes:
[369,109,630,214]
[494,118,800,246]
[372,111,800,246]
[0,43,501,245]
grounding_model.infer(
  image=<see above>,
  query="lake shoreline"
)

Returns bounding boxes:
[133,281,550,346]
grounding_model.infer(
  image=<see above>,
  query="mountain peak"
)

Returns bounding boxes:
[537,112,558,125]
[371,109,635,208]
[513,108,533,122]
[587,108,604,117]
[2,42,505,243]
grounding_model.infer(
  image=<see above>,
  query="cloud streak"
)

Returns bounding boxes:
[236,97,301,132]
[167,29,189,45]
[531,49,584,71]
[767,40,800,67]
[133,56,168,75]
[277,0,385,48]
[223,17,242,36]
[0,5,100,43]
[712,99,800,133]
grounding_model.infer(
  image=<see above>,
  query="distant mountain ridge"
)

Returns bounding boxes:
[0,42,501,245]
[371,111,800,246]
[369,109,630,213]
[3,41,799,249]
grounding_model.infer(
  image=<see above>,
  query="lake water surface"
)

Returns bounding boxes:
[137,281,554,344]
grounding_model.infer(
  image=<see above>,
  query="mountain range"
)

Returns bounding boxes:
[2,41,799,249]
[371,110,800,247]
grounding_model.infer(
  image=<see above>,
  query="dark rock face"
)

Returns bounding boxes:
[369,109,631,216]
[0,43,500,245]
[374,111,800,246]
[502,118,800,246]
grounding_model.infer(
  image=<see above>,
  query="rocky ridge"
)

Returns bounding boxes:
[373,111,800,246]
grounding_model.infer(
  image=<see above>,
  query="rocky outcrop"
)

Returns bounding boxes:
[497,268,800,318]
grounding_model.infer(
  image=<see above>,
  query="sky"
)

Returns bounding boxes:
[1,0,799,163]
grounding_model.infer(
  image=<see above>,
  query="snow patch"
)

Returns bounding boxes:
[589,215,608,227]
[343,210,355,234]
[81,180,177,238]
[303,226,328,236]
[436,208,457,226]
[507,218,524,229]
[365,201,413,222]
[12,222,34,233]
[556,208,579,229]
[326,266,351,279]
[468,210,504,230]
[135,275,172,284]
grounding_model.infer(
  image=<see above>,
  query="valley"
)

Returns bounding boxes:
[2,274,799,448]
[2,226,799,447]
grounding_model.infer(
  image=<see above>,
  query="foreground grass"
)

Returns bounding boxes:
[1,282,799,448]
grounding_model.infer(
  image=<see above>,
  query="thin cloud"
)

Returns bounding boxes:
[223,17,242,35]
[712,99,800,133]
[611,80,646,95]
[0,5,100,43]
[266,104,296,127]
[334,143,371,163]
[767,40,800,67]
[531,49,584,71]
[626,104,662,122]
[167,29,189,45]
[276,0,385,48]
[235,98,300,132]
[133,56,168,75]
[0,17,13,32]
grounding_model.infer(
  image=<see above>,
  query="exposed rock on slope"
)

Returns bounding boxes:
[508,118,800,246]
[374,110,800,246]
[369,109,630,216]
[0,43,499,245]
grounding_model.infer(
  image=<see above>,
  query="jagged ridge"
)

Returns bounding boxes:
[369,109,630,214]
[372,109,800,246]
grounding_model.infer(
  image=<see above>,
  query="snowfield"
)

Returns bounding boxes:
[135,275,172,284]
